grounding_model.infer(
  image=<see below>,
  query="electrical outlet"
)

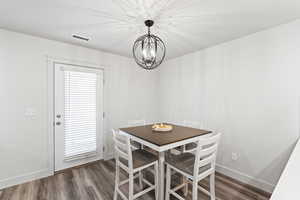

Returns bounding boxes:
[24,107,37,119]
[231,152,239,161]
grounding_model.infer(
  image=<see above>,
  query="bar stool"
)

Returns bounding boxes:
[165,133,221,200]
[113,129,159,200]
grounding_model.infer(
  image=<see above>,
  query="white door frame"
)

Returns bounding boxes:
[47,56,105,174]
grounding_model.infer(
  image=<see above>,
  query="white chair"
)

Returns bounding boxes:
[165,133,221,200]
[127,120,146,150]
[113,129,159,200]
[181,120,203,153]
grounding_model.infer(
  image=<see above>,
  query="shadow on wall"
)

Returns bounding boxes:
[255,140,298,190]
[213,126,298,193]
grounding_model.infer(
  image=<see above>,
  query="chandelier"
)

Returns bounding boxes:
[133,20,166,70]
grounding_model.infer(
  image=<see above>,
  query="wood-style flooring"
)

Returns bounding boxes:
[0,160,271,200]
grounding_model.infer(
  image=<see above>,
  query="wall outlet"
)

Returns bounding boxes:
[24,107,37,119]
[231,152,239,161]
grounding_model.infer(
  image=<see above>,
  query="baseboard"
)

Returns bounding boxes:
[216,164,275,193]
[0,169,52,190]
[104,152,114,161]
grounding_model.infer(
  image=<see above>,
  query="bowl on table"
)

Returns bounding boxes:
[152,123,173,132]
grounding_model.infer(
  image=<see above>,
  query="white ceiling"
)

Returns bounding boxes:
[1,0,300,59]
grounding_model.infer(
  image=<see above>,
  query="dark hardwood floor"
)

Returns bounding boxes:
[0,160,271,200]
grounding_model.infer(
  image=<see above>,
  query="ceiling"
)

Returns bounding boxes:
[1,0,300,59]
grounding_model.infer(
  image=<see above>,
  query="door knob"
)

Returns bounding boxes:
[56,122,61,126]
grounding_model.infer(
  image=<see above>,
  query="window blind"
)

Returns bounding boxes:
[64,70,97,159]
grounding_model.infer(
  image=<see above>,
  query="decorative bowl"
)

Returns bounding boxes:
[152,123,173,132]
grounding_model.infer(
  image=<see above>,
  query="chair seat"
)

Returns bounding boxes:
[120,149,158,169]
[165,152,211,176]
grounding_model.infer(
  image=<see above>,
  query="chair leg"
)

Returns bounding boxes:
[183,176,188,196]
[192,180,198,200]
[154,163,159,200]
[129,172,134,200]
[165,165,171,200]
[139,171,143,189]
[210,173,216,200]
[114,163,119,200]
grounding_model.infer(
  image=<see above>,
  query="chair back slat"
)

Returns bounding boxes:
[114,132,128,143]
[115,146,129,160]
[115,140,128,153]
[199,143,218,158]
[198,133,220,147]
[198,154,215,168]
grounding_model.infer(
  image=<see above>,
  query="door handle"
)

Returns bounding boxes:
[56,114,61,118]
[56,122,61,126]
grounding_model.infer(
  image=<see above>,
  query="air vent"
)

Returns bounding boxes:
[72,34,90,41]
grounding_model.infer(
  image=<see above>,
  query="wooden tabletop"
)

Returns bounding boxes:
[119,124,211,146]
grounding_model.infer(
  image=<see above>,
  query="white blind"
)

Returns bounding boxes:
[64,70,97,159]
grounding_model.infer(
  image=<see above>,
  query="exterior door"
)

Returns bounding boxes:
[54,63,104,171]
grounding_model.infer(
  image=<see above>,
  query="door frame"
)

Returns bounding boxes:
[47,56,105,174]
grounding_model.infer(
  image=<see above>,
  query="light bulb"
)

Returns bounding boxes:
[142,42,155,62]
[151,48,156,57]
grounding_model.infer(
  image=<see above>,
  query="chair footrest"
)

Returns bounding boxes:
[198,185,211,196]
[142,178,154,188]
[172,183,186,192]
[133,185,156,199]
[185,179,211,196]
[119,173,140,186]
[169,190,185,200]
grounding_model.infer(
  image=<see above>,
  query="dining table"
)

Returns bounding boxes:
[119,124,212,200]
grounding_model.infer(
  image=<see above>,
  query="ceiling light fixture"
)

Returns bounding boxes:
[133,20,166,70]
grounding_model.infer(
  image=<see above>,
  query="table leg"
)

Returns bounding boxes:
[158,151,165,200]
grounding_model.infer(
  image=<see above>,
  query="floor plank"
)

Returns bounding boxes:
[0,160,270,200]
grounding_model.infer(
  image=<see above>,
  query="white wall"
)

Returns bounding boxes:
[0,29,159,189]
[158,20,300,192]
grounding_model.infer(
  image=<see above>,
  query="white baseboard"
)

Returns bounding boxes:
[104,152,114,161]
[0,169,52,190]
[216,164,275,193]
